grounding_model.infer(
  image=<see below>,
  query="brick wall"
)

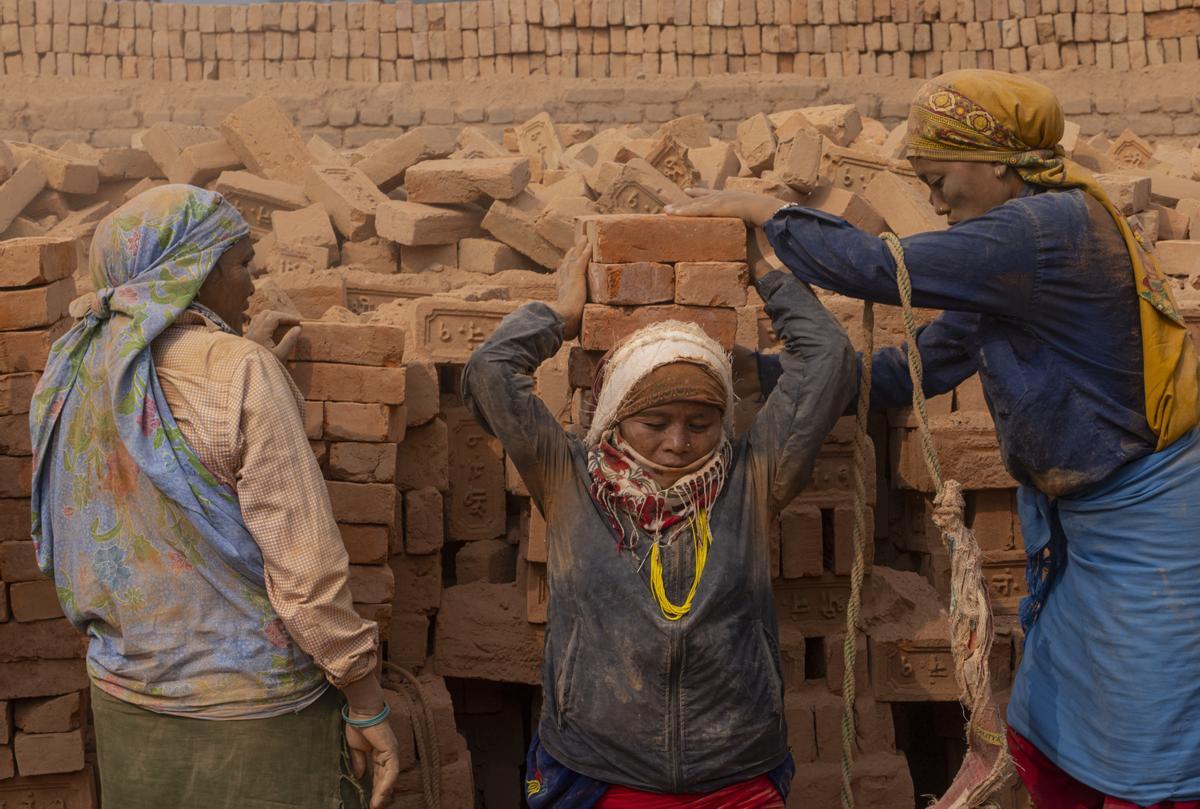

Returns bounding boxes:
[1,0,1200,82]
[1,64,1199,155]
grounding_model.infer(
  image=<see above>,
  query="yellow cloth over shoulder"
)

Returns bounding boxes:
[905,69,1199,450]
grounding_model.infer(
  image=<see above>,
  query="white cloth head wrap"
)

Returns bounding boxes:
[586,320,734,447]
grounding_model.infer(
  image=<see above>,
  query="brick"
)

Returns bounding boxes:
[1095,172,1152,214]
[0,618,85,662]
[401,243,458,273]
[779,501,822,578]
[376,200,486,246]
[445,407,506,541]
[0,237,76,289]
[324,402,407,443]
[581,303,740,349]
[271,203,339,265]
[140,122,218,174]
[0,279,74,332]
[0,372,39,412]
[735,112,778,173]
[481,191,565,269]
[340,238,399,274]
[0,541,39,581]
[271,272,346,320]
[863,172,946,237]
[970,489,1016,551]
[13,693,81,734]
[0,457,32,499]
[0,161,48,234]
[328,441,397,484]
[348,564,395,604]
[645,133,701,190]
[387,611,429,671]
[584,214,747,263]
[586,261,675,304]
[1156,240,1200,275]
[774,129,823,193]
[404,487,444,555]
[14,729,84,776]
[288,363,405,405]
[0,659,87,701]
[9,579,61,622]
[655,114,712,148]
[162,137,241,186]
[402,361,439,428]
[220,96,315,183]
[395,418,448,493]
[801,103,863,147]
[0,765,97,806]
[674,261,749,307]
[407,298,520,362]
[303,401,323,440]
[433,582,541,684]
[285,321,405,367]
[458,238,540,273]
[405,157,532,204]
[595,158,690,214]
[515,111,566,168]
[356,127,458,192]
[6,143,98,195]
[326,480,401,527]
[688,141,742,190]
[339,523,389,564]
[0,415,31,456]
[304,164,389,241]
[805,186,887,235]
[456,539,518,583]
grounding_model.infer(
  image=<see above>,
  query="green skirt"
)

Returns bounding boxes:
[92,684,367,809]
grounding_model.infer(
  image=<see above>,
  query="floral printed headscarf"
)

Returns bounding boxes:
[29,184,256,581]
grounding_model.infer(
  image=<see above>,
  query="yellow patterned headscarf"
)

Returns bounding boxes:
[906,69,1199,451]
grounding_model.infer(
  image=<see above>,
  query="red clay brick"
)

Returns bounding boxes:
[0,279,74,332]
[220,95,315,184]
[13,693,82,734]
[9,579,62,622]
[14,729,85,776]
[323,402,407,443]
[586,261,675,305]
[674,261,749,307]
[288,362,406,405]
[339,523,390,564]
[394,418,449,492]
[0,238,76,289]
[328,441,397,483]
[326,480,401,526]
[404,487,444,555]
[284,321,405,367]
[584,215,746,263]
[580,303,739,350]
[405,157,532,204]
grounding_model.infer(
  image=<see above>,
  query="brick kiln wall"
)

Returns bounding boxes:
[0,0,1199,83]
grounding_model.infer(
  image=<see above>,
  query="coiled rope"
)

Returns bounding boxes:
[383,662,442,809]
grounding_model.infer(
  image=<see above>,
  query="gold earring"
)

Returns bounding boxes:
[995,166,1006,179]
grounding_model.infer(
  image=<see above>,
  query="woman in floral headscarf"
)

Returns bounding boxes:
[668,70,1200,807]
[463,232,855,807]
[29,185,399,808]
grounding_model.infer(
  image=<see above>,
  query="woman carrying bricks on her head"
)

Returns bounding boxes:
[668,69,1200,808]
[462,227,856,807]
[28,185,401,809]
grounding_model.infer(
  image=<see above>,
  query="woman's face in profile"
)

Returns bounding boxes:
[910,157,1022,226]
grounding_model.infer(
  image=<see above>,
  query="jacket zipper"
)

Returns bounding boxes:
[668,625,683,792]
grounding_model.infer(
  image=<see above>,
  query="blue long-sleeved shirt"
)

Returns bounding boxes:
[758,188,1157,497]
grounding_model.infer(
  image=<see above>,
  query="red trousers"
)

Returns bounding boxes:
[595,774,784,809]
[1009,728,1200,809]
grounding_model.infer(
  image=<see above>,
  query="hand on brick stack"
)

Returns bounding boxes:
[664,188,785,227]
[244,309,302,362]
[549,235,590,340]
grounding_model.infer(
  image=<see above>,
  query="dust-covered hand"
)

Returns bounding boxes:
[244,310,302,362]
[344,718,403,809]
[664,188,783,226]
[552,234,591,341]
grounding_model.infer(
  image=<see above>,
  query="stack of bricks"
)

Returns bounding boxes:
[0,0,1199,82]
[0,88,1197,806]
[0,237,96,803]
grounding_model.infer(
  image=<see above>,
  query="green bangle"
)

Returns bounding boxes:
[341,703,390,728]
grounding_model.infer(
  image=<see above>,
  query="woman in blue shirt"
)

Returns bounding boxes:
[667,70,1200,807]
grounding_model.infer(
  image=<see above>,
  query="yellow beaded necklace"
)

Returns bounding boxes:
[648,509,713,621]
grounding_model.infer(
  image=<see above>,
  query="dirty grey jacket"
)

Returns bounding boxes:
[462,270,856,794]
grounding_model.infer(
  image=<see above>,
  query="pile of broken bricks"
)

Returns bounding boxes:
[1,94,1199,808]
